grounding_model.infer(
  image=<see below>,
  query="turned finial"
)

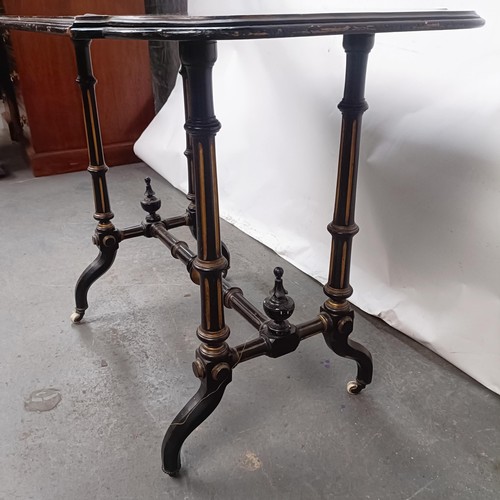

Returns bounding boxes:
[263,267,295,335]
[140,177,161,222]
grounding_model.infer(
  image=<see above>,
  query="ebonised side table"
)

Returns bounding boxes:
[0,10,484,476]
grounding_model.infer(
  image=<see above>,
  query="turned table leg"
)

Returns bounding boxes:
[180,63,231,274]
[322,34,375,394]
[70,39,119,323]
[162,40,232,476]
[180,64,197,239]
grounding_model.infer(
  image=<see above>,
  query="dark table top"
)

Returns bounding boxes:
[0,11,484,41]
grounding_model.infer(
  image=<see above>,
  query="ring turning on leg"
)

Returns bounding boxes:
[179,62,231,277]
[161,40,232,475]
[322,34,375,391]
[71,39,118,322]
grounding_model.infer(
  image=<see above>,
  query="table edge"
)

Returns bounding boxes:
[0,11,485,40]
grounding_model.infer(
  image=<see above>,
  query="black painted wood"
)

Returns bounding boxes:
[0,16,73,34]
[1,9,485,476]
[321,34,375,395]
[0,11,484,41]
[160,40,233,476]
[71,39,119,323]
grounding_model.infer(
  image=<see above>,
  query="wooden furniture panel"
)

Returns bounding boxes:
[3,0,155,176]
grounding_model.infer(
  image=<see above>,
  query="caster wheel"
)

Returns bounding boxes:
[347,380,365,395]
[70,311,84,323]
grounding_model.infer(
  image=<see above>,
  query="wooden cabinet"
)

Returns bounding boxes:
[4,0,155,176]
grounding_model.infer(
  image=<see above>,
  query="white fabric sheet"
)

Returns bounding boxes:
[134,1,500,394]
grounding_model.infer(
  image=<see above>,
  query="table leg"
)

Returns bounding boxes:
[322,34,375,394]
[70,40,119,323]
[180,64,197,239]
[162,40,232,476]
[181,63,231,274]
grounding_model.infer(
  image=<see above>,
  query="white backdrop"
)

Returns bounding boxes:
[135,1,500,395]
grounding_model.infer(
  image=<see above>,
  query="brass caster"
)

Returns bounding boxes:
[346,380,365,395]
[70,311,84,324]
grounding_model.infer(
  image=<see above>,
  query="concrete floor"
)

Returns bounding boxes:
[1,136,499,500]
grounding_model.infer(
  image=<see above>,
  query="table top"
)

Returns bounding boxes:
[0,11,484,41]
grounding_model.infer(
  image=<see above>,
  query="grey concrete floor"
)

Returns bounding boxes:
[1,137,499,500]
